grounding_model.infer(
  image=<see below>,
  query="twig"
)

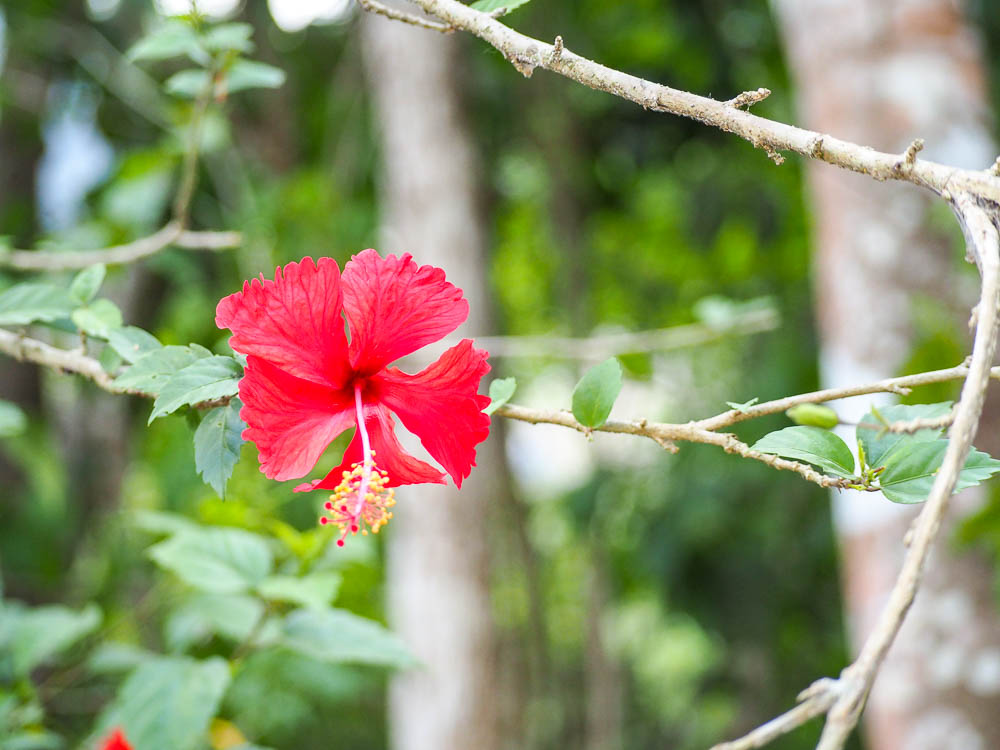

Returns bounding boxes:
[356,0,453,33]
[400,0,1000,202]
[457,307,778,359]
[0,224,241,271]
[0,328,117,391]
[710,687,837,750]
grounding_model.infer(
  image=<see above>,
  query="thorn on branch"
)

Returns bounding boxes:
[894,138,924,174]
[725,87,771,109]
[552,35,563,63]
[810,135,825,158]
[990,156,1000,177]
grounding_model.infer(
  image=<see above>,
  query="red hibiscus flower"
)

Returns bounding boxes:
[216,250,491,546]
[100,728,132,750]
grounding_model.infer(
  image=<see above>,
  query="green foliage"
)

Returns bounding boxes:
[483,376,517,415]
[194,399,246,498]
[281,608,415,668]
[752,426,856,478]
[753,403,1000,504]
[0,401,27,438]
[71,298,123,338]
[68,264,106,304]
[571,358,623,427]
[470,0,533,12]
[0,284,75,326]
[107,327,163,363]
[148,527,273,594]
[114,344,211,395]
[89,657,231,750]
[725,397,758,413]
[257,572,342,611]
[0,603,101,678]
[148,355,241,423]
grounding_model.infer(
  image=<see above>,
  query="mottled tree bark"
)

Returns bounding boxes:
[772,1,1000,748]
[362,12,504,750]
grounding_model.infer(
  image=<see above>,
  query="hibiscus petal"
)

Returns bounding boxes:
[295,404,445,491]
[341,249,469,374]
[216,257,351,388]
[373,339,490,488]
[240,356,356,481]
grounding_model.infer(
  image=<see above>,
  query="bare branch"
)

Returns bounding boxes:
[457,306,779,359]
[709,688,836,750]
[0,328,118,391]
[357,0,453,33]
[0,223,241,271]
[401,0,1000,202]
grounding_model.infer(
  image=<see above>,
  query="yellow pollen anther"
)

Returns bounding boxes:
[321,460,394,546]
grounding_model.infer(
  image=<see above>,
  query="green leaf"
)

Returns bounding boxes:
[201,23,254,53]
[0,400,27,438]
[165,69,212,98]
[68,263,106,304]
[0,602,101,677]
[87,642,156,675]
[113,345,210,396]
[89,657,231,750]
[148,355,241,423]
[751,426,856,478]
[572,358,623,428]
[857,402,952,470]
[469,0,533,13]
[126,21,208,65]
[483,377,516,415]
[725,397,758,413]
[164,593,274,652]
[0,283,75,326]
[224,60,286,93]
[148,527,273,594]
[107,326,163,363]
[786,403,839,429]
[132,509,200,537]
[879,442,1000,504]
[281,608,415,668]
[71,298,123,338]
[194,399,246,498]
[257,572,342,611]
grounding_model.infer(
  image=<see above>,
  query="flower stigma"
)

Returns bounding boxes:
[319,384,396,546]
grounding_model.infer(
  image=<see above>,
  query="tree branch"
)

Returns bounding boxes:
[0,223,242,271]
[357,0,453,32]
[387,0,1000,202]
[454,306,778,359]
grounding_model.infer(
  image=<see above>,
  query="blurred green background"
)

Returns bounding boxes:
[1,1,998,749]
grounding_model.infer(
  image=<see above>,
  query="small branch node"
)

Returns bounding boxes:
[990,156,1000,177]
[725,87,771,109]
[551,35,563,62]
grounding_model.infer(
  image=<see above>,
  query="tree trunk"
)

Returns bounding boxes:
[772,1,1000,747]
[361,12,504,750]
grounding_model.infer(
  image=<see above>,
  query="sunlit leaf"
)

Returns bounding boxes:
[469,0,533,13]
[68,264,106,304]
[224,60,286,93]
[572,358,623,428]
[857,401,952,469]
[483,377,516,415]
[0,400,27,438]
[0,602,101,677]
[879,443,1000,504]
[107,326,163,364]
[165,69,212,98]
[751,426,855,478]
